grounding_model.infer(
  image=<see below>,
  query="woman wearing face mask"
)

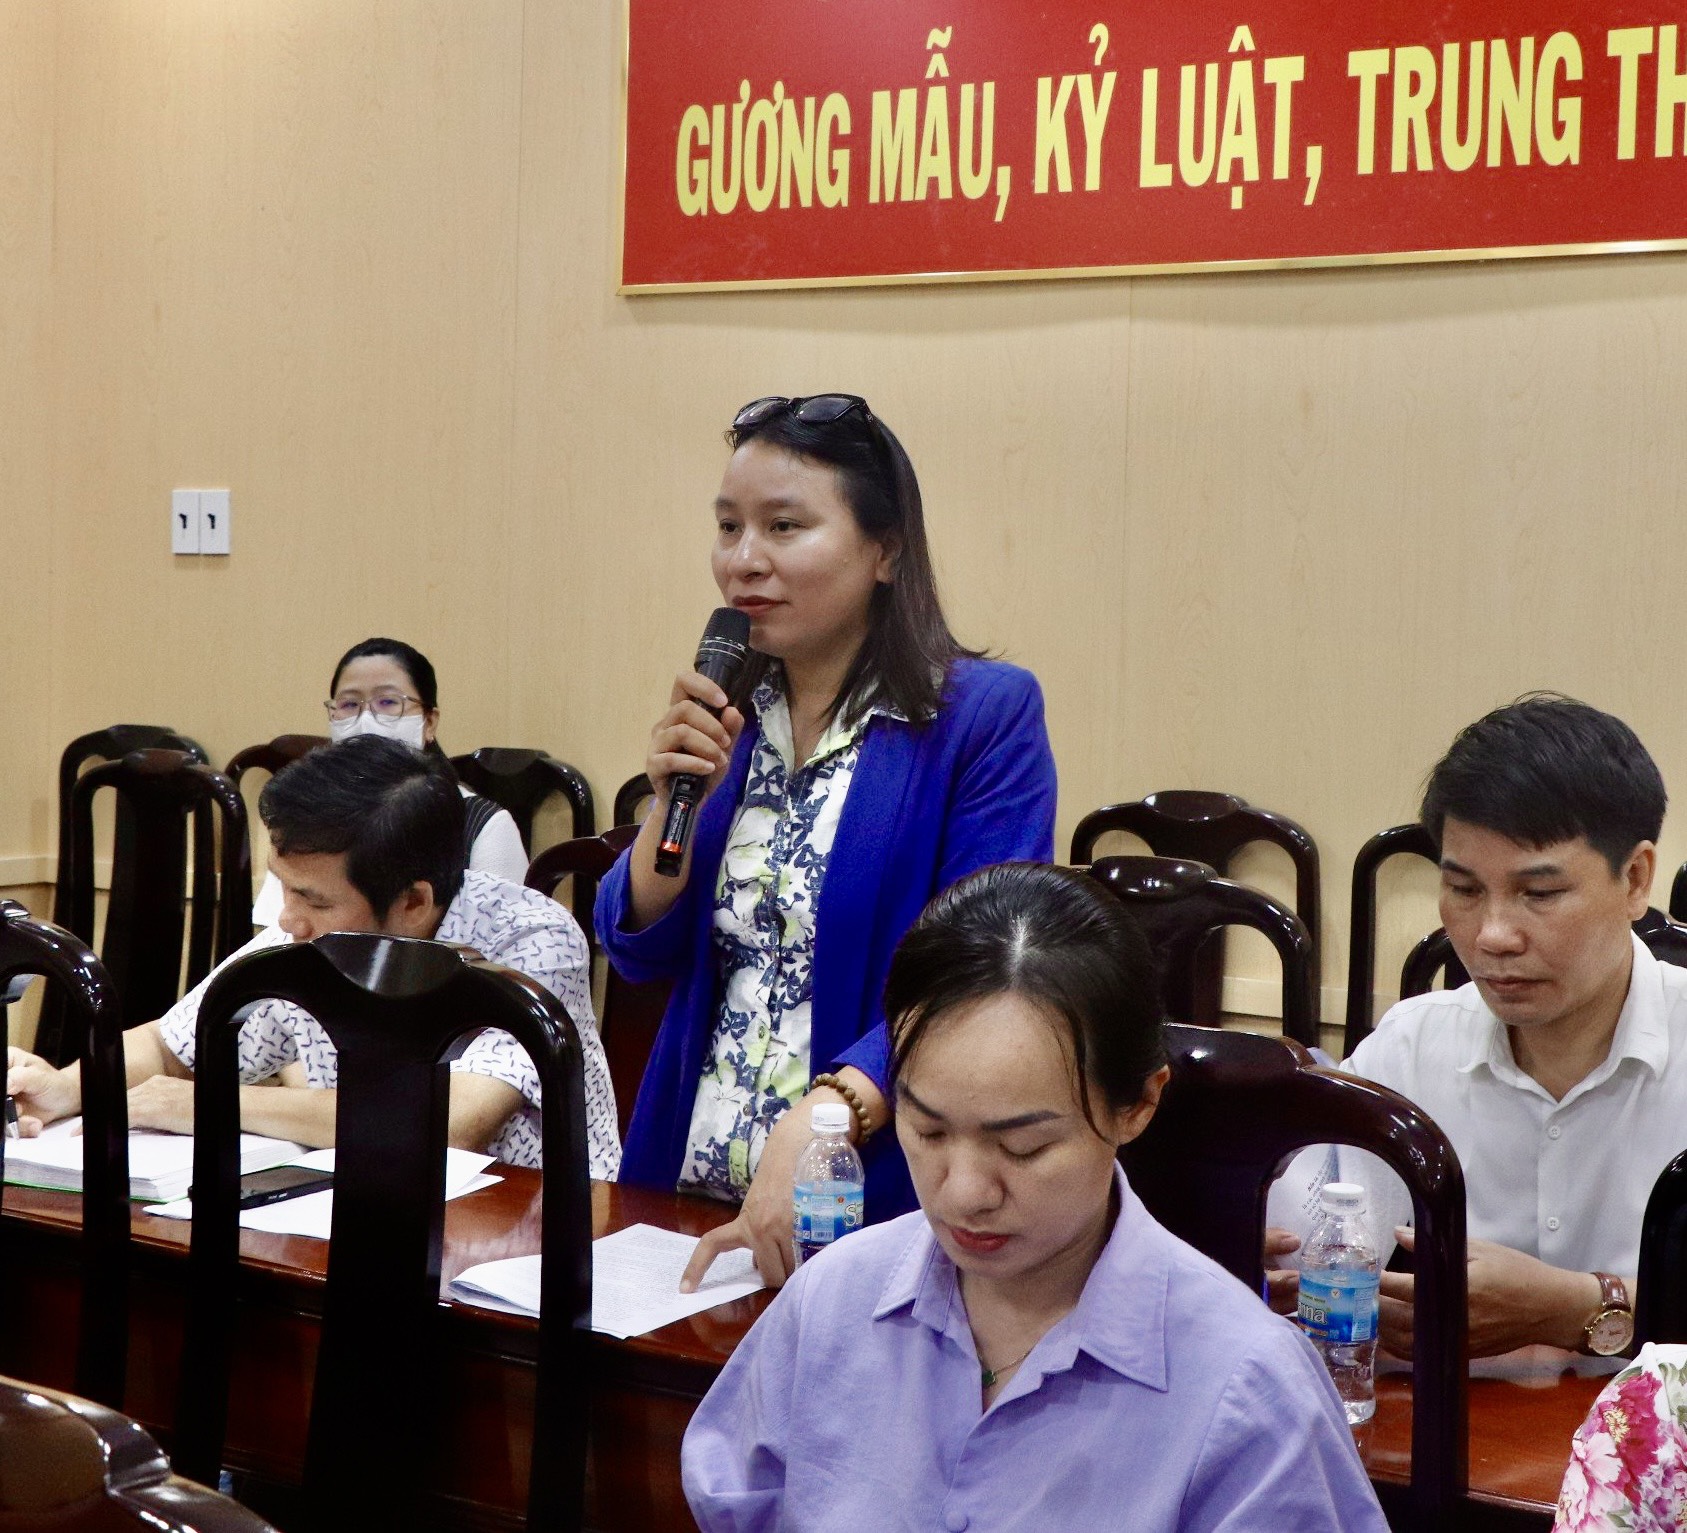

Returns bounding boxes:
[251,637,528,926]
[595,394,1058,1289]
[682,864,1388,1533]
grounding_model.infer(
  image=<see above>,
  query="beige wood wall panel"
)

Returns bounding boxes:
[45,0,525,772]
[1119,259,1687,1003]
[0,3,57,862]
[11,2,1687,1022]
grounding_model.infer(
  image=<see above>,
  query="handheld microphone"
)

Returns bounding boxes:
[655,607,753,877]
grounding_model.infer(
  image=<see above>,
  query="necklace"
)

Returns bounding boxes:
[979,1342,1036,1389]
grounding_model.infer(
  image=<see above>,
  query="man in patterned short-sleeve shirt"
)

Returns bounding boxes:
[7,736,620,1178]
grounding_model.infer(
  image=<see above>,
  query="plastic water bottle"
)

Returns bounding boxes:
[1296,1181,1381,1425]
[792,1103,864,1267]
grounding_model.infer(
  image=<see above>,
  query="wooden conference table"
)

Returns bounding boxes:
[0,1169,1599,1532]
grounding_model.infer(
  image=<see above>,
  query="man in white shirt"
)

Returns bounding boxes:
[7,735,620,1178]
[1300,695,1677,1357]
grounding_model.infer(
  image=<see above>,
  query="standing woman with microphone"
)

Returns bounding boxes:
[595,394,1057,1289]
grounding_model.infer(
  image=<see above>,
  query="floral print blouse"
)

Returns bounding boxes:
[1556,1343,1687,1531]
[679,673,900,1201]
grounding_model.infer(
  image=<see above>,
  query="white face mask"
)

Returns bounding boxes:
[329,710,428,749]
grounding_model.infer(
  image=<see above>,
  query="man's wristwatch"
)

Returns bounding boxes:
[1579,1272,1635,1356]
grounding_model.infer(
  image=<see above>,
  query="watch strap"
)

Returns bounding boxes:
[1594,1272,1632,1316]
[1580,1272,1634,1355]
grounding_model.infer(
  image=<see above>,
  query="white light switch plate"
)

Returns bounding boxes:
[171,489,201,555]
[200,488,231,555]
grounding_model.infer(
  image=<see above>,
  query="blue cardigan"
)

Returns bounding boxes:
[596,658,1058,1218]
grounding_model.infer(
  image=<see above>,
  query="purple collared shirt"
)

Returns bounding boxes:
[683,1168,1388,1532]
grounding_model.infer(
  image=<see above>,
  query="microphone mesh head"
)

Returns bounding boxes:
[695,607,752,674]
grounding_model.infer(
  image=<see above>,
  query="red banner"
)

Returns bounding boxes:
[621,1,1687,290]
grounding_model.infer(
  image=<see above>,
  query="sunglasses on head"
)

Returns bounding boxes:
[732,394,875,432]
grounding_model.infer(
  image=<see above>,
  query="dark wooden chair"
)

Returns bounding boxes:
[50,725,208,929]
[46,751,250,1060]
[0,1376,279,1532]
[525,824,636,951]
[1071,792,1320,1028]
[225,737,330,933]
[1670,861,1687,923]
[1401,906,1687,1004]
[177,932,592,1532]
[1119,1023,1468,1529]
[1635,905,1687,968]
[1397,926,1458,1002]
[224,733,328,786]
[1085,856,1319,1047]
[1638,1145,1687,1345]
[453,748,597,931]
[613,772,655,827]
[0,901,130,1408]
[1346,824,1467,1055]
[528,825,668,1135]
[38,727,208,1063]
[450,747,595,850]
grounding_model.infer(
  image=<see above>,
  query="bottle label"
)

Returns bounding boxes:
[1298,1270,1380,1344]
[793,1180,864,1249]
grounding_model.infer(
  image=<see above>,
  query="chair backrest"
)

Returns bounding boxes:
[223,733,328,786]
[54,751,249,1048]
[1084,855,1319,1047]
[0,901,130,1408]
[450,748,596,850]
[1398,927,1456,1001]
[1639,1146,1687,1345]
[454,748,597,932]
[178,933,592,1531]
[1071,792,1321,1027]
[525,823,636,949]
[1635,906,1687,968]
[224,737,329,936]
[1119,1023,1468,1526]
[613,772,655,828]
[0,1376,279,1532]
[1402,906,1687,1004]
[527,826,667,1134]
[40,728,209,1062]
[1345,822,1469,1056]
[51,725,207,931]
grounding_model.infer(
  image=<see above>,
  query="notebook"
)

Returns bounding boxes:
[2,1119,307,1204]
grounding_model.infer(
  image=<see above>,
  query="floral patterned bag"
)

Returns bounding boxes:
[1557,1344,1687,1530]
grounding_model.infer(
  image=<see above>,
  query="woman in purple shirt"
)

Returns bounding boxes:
[683,863,1388,1532]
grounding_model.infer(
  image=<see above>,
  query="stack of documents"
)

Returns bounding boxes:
[2,1120,305,1203]
[450,1222,765,1338]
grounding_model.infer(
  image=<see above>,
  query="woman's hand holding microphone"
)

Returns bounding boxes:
[628,609,752,927]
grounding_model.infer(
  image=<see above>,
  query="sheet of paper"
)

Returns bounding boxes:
[450,1223,765,1338]
[450,1254,542,1315]
[145,1147,498,1236]
[591,1225,764,1337]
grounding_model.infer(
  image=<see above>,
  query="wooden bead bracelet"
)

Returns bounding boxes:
[809,1071,876,1142]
